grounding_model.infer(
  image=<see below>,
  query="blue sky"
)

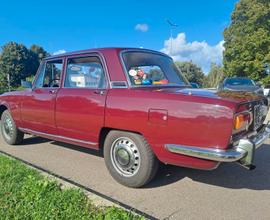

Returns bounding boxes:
[0,0,238,72]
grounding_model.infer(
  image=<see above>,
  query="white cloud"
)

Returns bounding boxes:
[135,23,149,32]
[53,49,66,55]
[161,33,224,73]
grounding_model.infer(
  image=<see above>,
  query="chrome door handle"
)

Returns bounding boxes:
[94,90,105,95]
[49,90,56,94]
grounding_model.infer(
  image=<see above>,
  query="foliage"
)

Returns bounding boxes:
[0,42,31,90]
[29,44,49,76]
[0,42,48,92]
[203,63,224,88]
[0,155,143,220]
[174,61,205,86]
[223,0,270,84]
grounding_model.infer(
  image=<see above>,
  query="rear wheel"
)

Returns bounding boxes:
[1,110,24,145]
[104,130,159,188]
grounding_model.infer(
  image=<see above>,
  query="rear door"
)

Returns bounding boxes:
[55,54,108,148]
[21,59,63,134]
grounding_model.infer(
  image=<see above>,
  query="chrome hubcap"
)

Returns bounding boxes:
[2,115,13,139]
[111,137,141,177]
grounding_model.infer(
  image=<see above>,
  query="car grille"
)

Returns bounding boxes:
[253,103,268,130]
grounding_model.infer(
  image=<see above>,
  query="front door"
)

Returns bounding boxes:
[55,55,107,148]
[21,59,63,134]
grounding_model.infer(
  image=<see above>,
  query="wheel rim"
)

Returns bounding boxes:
[110,137,141,177]
[2,114,13,140]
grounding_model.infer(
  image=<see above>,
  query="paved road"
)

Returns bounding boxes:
[1,126,270,219]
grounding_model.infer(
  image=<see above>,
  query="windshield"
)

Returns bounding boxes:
[121,51,189,86]
[225,78,255,86]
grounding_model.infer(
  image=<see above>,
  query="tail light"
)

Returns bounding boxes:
[234,111,252,131]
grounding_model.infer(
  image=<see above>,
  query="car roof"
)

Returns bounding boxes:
[44,47,170,60]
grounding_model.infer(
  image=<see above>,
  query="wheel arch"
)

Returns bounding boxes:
[98,127,144,151]
[0,104,8,119]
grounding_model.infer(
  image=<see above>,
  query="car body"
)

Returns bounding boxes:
[218,77,264,95]
[0,48,270,187]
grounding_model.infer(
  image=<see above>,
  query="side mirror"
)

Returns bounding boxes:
[21,80,32,89]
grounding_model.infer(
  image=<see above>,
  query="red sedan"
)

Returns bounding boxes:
[0,48,269,187]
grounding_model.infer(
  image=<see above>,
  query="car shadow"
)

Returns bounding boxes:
[22,136,51,145]
[21,136,270,190]
[50,141,103,157]
[146,143,270,190]
[22,136,103,157]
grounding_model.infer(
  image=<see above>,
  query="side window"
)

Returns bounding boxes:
[35,60,63,88]
[64,56,106,89]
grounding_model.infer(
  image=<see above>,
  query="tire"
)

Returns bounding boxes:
[1,110,24,145]
[104,130,159,188]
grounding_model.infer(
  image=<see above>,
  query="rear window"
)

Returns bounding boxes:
[225,78,255,86]
[121,51,189,86]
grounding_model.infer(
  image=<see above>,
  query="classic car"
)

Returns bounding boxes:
[218,77,264,95]
[0,48,270,188]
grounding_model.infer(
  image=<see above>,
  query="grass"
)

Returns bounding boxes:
[0,155,143,220]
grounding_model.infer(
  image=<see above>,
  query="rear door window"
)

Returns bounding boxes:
[64,56,106,89]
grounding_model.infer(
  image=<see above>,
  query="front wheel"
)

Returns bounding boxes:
[104,130,159,188]
[1,110,24,145]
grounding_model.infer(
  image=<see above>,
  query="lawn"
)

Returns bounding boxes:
[0,155,143,220]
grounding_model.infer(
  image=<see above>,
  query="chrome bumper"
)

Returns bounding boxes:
[165,122,270,169]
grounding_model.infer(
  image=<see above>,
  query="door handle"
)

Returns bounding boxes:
[94,90,105,95]
[49,90,57,94]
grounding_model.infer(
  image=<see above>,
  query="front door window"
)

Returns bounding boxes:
[35,60,63,88]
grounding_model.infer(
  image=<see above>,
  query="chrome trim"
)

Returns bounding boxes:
[165,144,246,162]
[19,128,98,146]
[110,81,128,88]
[165,122,270,164]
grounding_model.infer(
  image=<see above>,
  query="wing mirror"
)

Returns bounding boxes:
[21,80,32,89]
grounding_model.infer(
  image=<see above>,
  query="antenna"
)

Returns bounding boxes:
[166,19,178,55]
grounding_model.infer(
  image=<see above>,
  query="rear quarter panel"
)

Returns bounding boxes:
[105,88,236,169]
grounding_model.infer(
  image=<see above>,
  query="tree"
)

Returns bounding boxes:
[223,0,270,84]
[29,44,49,74]
[174,61,205,86]
[203,63,224,88]
[0,42,33,89]
[0,42,48,91]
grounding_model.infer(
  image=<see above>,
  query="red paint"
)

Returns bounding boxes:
[55,88,106,147]
[0,48,265,170]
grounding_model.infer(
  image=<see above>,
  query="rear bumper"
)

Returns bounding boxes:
[165,122,270,168]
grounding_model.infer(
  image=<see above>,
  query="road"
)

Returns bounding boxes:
[1,125,270,219]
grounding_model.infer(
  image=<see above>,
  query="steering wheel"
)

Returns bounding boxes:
[49,78,60,87]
